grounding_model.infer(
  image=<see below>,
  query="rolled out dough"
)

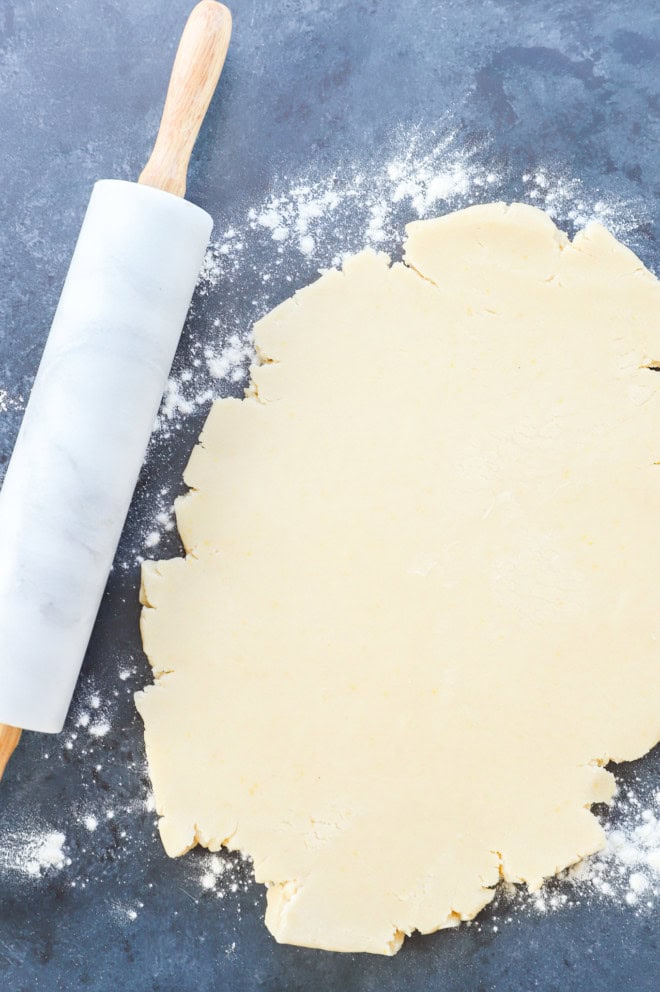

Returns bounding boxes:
[137,203,660,955]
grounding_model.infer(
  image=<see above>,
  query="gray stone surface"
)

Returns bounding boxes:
[0,1,658,989]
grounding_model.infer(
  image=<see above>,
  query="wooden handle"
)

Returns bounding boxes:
[0,724,21,782]
[139,1,232,198]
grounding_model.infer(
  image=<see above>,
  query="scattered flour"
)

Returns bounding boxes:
[192,849,253,904]
[111,900,144,925]
[0,828,70,879]
[71,690,113,742]
[88,719,111,739]
[0,388,24,414]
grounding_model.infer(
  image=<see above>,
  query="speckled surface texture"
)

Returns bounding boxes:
[0,1,658,989]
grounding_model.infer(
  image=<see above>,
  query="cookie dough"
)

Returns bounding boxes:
[136,203,660,955]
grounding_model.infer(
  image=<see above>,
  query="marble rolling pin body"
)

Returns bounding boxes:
[0,182,211,733]
[0,1,232,739]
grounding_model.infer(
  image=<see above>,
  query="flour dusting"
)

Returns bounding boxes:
[0,388,24,415]
[196,850,253,898]
[0,828,70,879]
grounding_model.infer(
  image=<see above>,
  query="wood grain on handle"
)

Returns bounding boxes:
[0,724,21,782]
[139,1,232,197]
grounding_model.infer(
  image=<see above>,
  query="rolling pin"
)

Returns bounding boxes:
[0,1,232,779]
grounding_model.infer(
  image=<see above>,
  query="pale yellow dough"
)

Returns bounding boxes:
[136,203,660,955]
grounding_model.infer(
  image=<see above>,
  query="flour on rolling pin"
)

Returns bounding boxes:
[0,2,232,762]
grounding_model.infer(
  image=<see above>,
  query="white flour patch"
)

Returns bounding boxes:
[0,828,70,879]
[0,388,24,414]
[111,900,144,925]
[71,690,113,742]
[88,719,111,738]
[189,849,254,904]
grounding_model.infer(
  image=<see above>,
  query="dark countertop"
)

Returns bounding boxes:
[0,1,658,989]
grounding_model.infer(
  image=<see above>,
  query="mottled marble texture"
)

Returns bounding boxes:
[0,1,658,990]
[0,181,211,731]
